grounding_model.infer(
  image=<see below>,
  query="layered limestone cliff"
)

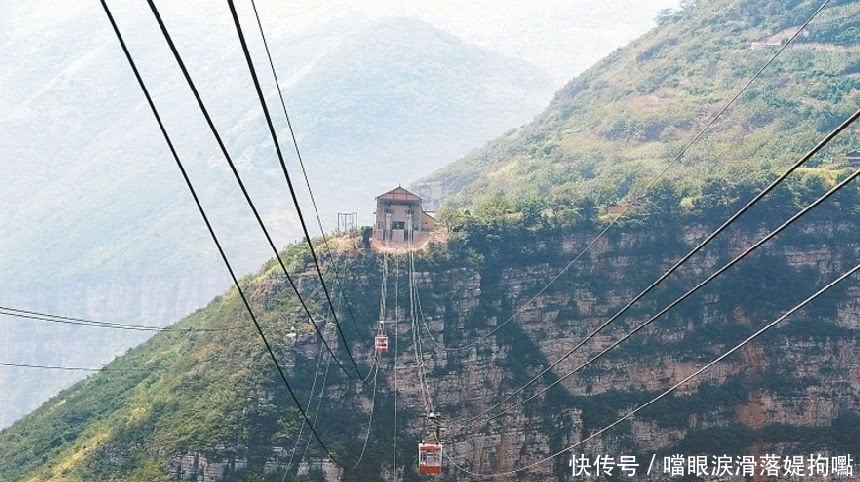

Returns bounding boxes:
[3,211,857,482]
[158,215,859,482]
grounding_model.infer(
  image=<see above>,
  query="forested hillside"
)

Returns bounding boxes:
[419,0,860,213]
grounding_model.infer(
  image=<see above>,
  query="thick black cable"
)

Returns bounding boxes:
[247,0,366,344]
[143,0,362,383]
[101,0,344,466]
[495,165,860,420]
[465,104,860,423]
[439,0,831,352]
[445,260,860,477]
[225,0,367,380]
[0,306,234,332]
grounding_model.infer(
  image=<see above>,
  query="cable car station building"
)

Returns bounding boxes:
[373,186,435,244]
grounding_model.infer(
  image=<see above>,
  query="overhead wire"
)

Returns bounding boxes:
[408,248,433,417]
[409,245,437,418]
[285,254,386,476]
[444,260,860,477]
[380,254,389,322]
[297,348,334,470]
[289,340,380,473]
[277,229,378,478]
[0,228,353,392]
[350,362,381,470]
[224,0,370,376]
[0,306,235,332]
[498,163,860,419]
[246,0,366,344]
[393,254,400,482]
[94,0,837,476]
[143,0,366,384]
[437,0,831,353]
[463,104,860,424]
[283,343,326,477]
[102,0,345,466]
[412,270,445,349]
[0,361,150,373]
[294,348,331,472]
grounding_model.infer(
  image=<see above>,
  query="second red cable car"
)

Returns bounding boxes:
[375,334,389,354]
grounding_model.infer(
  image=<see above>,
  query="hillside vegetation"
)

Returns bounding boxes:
[420,0,860,215]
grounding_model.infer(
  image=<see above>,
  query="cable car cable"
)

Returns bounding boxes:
[283,343,326,477]
[444,260,860,477]
[410,247,437,416]
[246,0,366,345]
[143,0,366,384]
[412,272,445,349]
[0,250,347,335]
[483,164,860,424]
[436,0,831,353]
[224,0,371,375]
[102,0,346,466]
[350,362,381,469]
[408,251,431,415]
[407,246,435,418]
[393,254,400,482]
[461,104,860,424]
[408,244,446,477]
[375,254,391,355]
[296,349,334,473]
[0,361,150,373]
[0,307,236,332]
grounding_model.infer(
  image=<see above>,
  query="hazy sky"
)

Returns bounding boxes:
[4,0,680,86]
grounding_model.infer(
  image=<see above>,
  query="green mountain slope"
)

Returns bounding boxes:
[419,0,860,210]
[0,242,363,482]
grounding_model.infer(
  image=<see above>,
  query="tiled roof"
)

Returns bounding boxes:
[376,186,422,202]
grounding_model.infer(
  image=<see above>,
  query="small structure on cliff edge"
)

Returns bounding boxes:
[373,186,435,245]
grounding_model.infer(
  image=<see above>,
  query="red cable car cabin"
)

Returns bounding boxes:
[418,443,442,475]
[375,335,389,354]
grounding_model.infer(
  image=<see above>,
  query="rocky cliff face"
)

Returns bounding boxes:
[411,218,860,481]
[1,210,857,482]
[175,215,859,481]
